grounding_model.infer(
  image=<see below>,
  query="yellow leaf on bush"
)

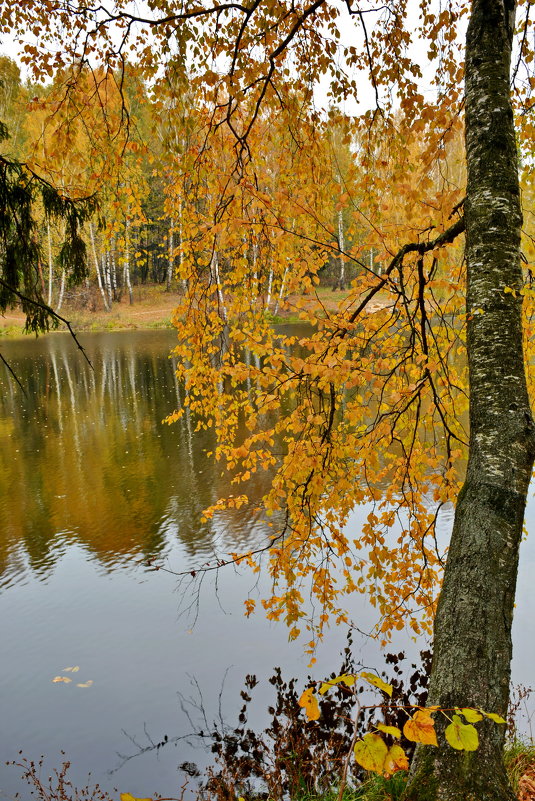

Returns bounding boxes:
[52,676,72,683]
[318,673,356,694]
[481,710,507,724]
[458,707,483,723]
[298,688,320,720]
[359,672,393,696]
[445,715,479,751]
[403,709,438,746]
[120,794,153,801]
[354,732,388,773]
[376,722,401,738]
[76,680,93,688]
[384,744,409,775]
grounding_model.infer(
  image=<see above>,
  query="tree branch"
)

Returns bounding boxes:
[0,279,93,369]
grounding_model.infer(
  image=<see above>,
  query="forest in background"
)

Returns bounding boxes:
[0,51,475,321]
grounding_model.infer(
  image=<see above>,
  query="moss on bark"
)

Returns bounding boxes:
[403,0,535,798]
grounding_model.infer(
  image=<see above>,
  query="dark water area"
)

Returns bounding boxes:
[0,330,533,799]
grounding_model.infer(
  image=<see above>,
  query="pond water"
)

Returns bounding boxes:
[0,329,533,800]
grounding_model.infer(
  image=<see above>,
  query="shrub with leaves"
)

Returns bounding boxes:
[195,637,431,801]
[298,666,507,796]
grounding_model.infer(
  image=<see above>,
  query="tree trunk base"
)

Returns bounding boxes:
[403,742,516,801]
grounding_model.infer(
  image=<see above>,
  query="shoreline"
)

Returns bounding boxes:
[0,284,387,340]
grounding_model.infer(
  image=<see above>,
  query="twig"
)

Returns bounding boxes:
[337,694,361,801]
[0,351,27,395]
[0,278,93,369]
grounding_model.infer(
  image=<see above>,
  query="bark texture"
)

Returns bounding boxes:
[404,0,535,799]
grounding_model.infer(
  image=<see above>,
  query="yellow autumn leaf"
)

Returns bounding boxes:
[376,722,401,738]
[481,710,507,724]
[354,732,388,774]
[359,671,393,697]
[445,714,479,751]
[403,709,438,746]
[458,707,483,723]
[298,688,320,720]
[318,673,356,694]
[383,744,409,775]
[120,794,153,801]
[76,680,94,688]
[63,666,80,673]
[52,676,72,683]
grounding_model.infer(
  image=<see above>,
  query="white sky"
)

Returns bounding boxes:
[0,0,461,115]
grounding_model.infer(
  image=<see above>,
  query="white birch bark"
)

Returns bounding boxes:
[47,222,53,306]
[210,246,227,322]
[123,220,134,305]
[273,266,288,317]
[167,223,174,291]
[265,260,273,310]
[56,266,66,311]
[337,209,345,291]
[90,223,111,312]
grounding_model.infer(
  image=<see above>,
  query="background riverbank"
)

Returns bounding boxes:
[0,285,361,337]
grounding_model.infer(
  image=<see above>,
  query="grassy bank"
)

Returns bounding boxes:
[0,284,363,338]
[0,285,180,337]
[296,740,535,801]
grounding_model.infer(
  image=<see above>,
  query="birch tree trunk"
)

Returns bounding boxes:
[266,258,273,310]
[210,245,227,322]
[90,223,111,312]
[405,0,535,798]
[47,221,53,305]
[56,264,66,311]
[273,265,288,317]
[336,208,345,291]
[123,219,134,305]
[167,223,174,291]
[110,239,118,301]
[251,237,259,303]
[103,251,113,308]
[177,201,187,295]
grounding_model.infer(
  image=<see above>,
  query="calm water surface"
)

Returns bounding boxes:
[0,330,533,799]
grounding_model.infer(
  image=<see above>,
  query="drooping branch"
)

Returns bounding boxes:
[0,278,93,368]
[344,215,466,331]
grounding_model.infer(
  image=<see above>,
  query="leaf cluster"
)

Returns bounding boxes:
[299,665,507,782]
[188,637,430,801]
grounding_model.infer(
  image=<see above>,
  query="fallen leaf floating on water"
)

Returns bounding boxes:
[76,680,93,688]
[52,676,72,683]
[62,666,80,672]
